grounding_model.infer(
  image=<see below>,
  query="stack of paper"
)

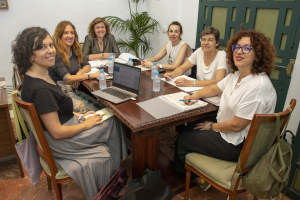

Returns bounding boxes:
[83,108,114,121]
[136,92,207,119]
[88,60,107,68]
[162,75,203,92]
[203,95,221,106]
[84,68,109,76]
[162,92,207,111]
[115,53,150,71]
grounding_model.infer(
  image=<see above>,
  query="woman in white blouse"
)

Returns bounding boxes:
[173,30,277,182]
[164,27,228,87]
[142,21,192,75]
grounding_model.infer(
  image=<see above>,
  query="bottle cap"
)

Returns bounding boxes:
[153,62,157,65]
[155,71,159,75]
[109,57,112,60]
[129,58,132,61]
[100,69,104,73]
[111,53,114,55]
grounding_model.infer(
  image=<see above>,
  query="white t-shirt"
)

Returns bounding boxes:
[188,47,228,81]
[217,71,277,145]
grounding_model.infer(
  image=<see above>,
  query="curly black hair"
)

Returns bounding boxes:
[11,27,50,75]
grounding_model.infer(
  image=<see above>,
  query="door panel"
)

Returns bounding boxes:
[196,0,300,112]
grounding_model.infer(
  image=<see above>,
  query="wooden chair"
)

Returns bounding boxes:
[184,99,296,200]
[12,84,72,200]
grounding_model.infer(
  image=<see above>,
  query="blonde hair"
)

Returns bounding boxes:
[53,21,83,66]
[88,17,111,38]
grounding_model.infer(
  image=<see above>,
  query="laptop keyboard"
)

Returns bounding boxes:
[102,88,133,99]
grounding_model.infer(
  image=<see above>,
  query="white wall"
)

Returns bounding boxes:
[284,42,300,136]
[0,0,136,84]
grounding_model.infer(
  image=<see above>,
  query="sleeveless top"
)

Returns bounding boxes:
[166,40,191,76]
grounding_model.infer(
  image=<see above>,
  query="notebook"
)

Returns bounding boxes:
[92,62,141,104]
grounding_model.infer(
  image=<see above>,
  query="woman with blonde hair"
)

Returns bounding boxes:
[82,17,120,60]
[48,21,99,88]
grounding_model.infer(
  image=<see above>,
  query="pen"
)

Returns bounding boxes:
[100,113,107,116]
[179,99,198,102]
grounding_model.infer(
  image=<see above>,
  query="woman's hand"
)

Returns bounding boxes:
[164,73,175,81]
[183,95,196,106]
[144,60,153,68]
[90,70,100,79]
[194,121,213,130]
[141,59,148,67]
[174,78,193,87]
[84,114,103,129]
[72,82,80,89]
[82,111,96,118]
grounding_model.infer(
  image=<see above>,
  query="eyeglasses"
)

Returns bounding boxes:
[232,44,253,54]
[200,38,215,42]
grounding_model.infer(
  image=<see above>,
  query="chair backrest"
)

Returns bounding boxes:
[80,42,84,52]
[238,99,296,173]
[12,84,59,177]
[12,65,23,89]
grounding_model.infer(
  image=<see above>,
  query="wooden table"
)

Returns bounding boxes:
[0,77,24,177]
[81,69,218,178]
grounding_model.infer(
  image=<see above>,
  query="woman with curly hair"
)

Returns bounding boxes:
[173,30,277,190]
[48,21,99,87]
[12,27,128,200]
[82,17,120,60]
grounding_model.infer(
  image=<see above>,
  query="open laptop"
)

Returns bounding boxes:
[92,62,141,104]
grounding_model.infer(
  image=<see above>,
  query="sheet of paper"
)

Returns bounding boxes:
[136,96,183,119]
[118,53,140,61]
[162,92,207,111]
[88,60,107,68]
[84,108,114,121]
[133,64,150,71]
[203,95,221,106]
[162,75,203,92]
[84,68,108,76]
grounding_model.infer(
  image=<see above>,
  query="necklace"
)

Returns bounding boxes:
[100,42,103,45]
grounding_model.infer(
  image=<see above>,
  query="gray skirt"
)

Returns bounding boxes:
[44,115,129,200]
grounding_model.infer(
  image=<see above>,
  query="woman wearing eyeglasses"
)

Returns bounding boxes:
[173,30,277,189]
[164,27,228,87]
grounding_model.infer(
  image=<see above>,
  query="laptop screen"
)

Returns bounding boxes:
[112,63,141,95]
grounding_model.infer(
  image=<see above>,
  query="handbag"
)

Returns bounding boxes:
[231,108,293,199]
[11,90,43,185]
[93,165,128,200]
[120,168,175,200]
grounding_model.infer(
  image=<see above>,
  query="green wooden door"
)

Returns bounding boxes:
[196,0,300,112]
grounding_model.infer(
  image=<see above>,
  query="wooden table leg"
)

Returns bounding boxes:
[131,130,159,178]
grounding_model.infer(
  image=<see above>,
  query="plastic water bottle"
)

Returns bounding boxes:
[127,58,133,66]
[153,71,160,92]
[99,69,107,90]
[108,57,114,75]
[151,62,157,79]
[110,53,115,61]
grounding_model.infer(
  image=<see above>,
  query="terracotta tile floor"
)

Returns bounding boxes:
[0,117,291,200]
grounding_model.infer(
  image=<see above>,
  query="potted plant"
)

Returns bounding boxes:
[104,0,160,58]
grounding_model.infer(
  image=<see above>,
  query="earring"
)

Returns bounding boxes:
[30,58,34,63]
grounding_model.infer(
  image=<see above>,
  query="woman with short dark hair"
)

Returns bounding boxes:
[142,21,193,75]
[12,27,128,200]
[82,17,120,60]
[173,30,277,189]
[164,26,228,87]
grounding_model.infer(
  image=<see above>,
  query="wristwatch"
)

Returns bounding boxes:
[193,80,196,87]
[159,64,163,69]
[209,123,214,131]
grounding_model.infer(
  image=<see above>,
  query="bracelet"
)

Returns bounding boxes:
[209,123,214,131]
[88,74,90,80]
[193,80,196,87]
[102,53,105,59]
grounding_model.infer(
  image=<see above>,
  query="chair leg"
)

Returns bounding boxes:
[47,177,52,190]
[53,182,63,200]
[185,167,191,200]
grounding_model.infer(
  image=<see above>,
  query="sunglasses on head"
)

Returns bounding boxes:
[232,44,253,54]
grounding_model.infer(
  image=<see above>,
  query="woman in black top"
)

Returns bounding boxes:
[12,27,128,200]
[48,21,100,88]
